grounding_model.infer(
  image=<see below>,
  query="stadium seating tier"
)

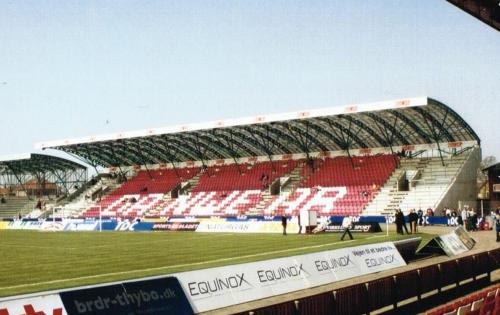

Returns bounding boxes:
[80,155,399,218]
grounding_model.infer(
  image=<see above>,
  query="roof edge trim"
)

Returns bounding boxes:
[35,97,428,149]
[0,153,31,162]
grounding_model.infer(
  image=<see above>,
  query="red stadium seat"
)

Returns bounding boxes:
[457,256,476,282]
[334,283,368,315]
[394,270,420,303]
[81,167,200,218]
[439,260,458,289]
[262,155,398,216]
[249,301,297,315]
[296,291,334,315]
[367,276,395,312]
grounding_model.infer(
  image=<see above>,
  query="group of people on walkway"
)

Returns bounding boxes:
[395,208,419,235]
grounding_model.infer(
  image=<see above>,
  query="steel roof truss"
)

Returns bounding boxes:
[414,107,453,166]
[209,130,244,173]
[112,141,143,166]
[213,129,260,158]
[388,110,432,144]
[343,115,386,148]
[286,120,329,155]
[180,133,211,168]
[161,135,201,162]
[364,113,409,146]
[243,125,281,158]
[146,137,186,178]
[259,124,301,154]
[3,162,31,200]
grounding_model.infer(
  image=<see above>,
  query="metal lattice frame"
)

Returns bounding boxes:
[0,154,87,197]
[36,97,480,168]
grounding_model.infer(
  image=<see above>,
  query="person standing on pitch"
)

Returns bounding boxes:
[401,209,410,234]
[395,209,408,235]
[409,209,418,234]
[340,216,353,241]
[395,209,402,234]
[281,215,287,235]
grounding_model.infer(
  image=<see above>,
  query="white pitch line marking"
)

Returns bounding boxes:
[0,244,78,250]
[366,235,390,239]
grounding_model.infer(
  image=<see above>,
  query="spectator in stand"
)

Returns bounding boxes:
[409,209,418,234]
[340,216,353,240]
[260,173,269,189]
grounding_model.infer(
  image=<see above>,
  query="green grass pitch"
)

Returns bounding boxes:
[0,230,433,298]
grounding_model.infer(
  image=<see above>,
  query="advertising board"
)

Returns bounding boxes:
[113,221,154,231]
[195,221,299,234]
[64,220,98,231]
[59,277,193,315]
[40,221,68,232]
[152,222,199,231]
[176,241,405,313]
[323,222,382,233]
[0,294,67,315]
[435,226,475,256]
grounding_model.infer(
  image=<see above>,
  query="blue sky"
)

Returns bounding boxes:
[0,1,499,161]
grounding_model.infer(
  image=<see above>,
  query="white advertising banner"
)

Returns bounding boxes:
[176,242,405,313]
[40,221,68,232]
[435,227,474,256]
[63,220,98,231]
[0,294,67,315]
[196,221,299,234]
[7,221,43,230]
[436,232,469,256]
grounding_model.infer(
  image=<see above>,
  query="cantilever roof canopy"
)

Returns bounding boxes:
[0,153,86,175]
[447,0,500,32]
[35,97,480,168]
[0,154,87,195]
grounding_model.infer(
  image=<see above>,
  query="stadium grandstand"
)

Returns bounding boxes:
[2,2,500,314]
[0,153,86,220]
[35,96,481,221]
[2,96,497,315]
